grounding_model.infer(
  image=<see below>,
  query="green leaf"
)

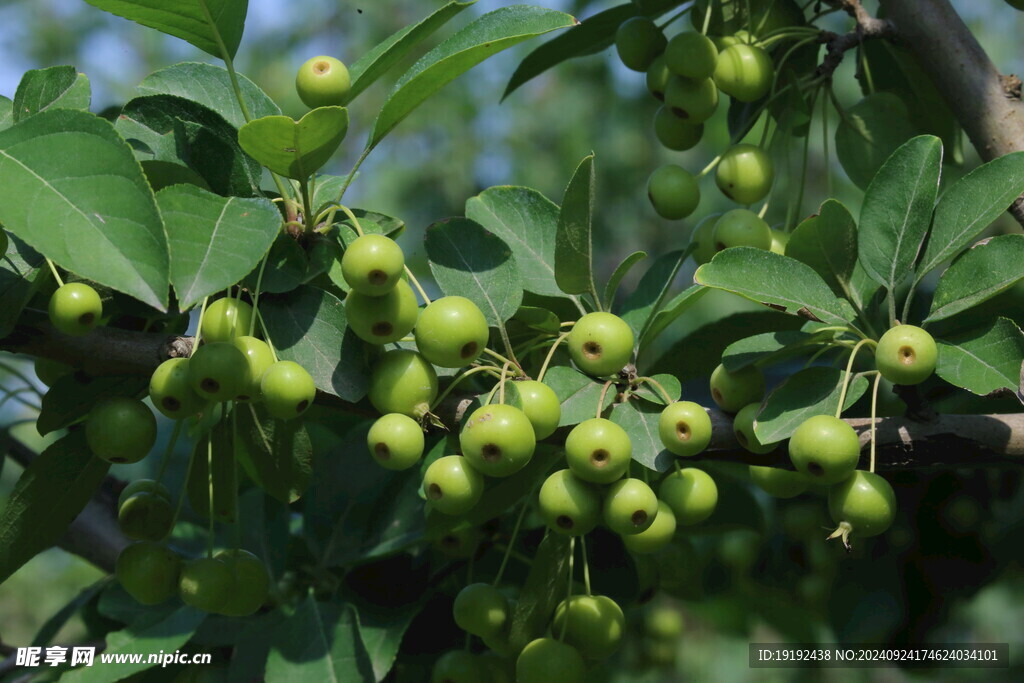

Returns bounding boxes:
[0,109,169,310]
[858,135,943,292]
[0,432,110,584]
[835,92,918,190]
[266,596,372,682]
[604,251,647,309]
[234,403,313,504]
[507,532,571,653]
[555,154,597,297]
[158,185,280,309]
[243,233,308,295]
[37,374,148,437]
[611,399,672,471]
[721,330,818,371]
[936,317,1024,396]
[238,108,349,180]
[918,152,1024,279]
[425,217,523,326]
[620,248,689,340]
[543,365,614,427]
[352,598,424,682]
[641,284,709,352]
[32,578,112,648]
[137,61,280,129]
[367,5,574,150]
[633,373,680,406]
[0,235,45,338]
[785,200,861,302]
[754,366,868,444]
[346,2,476,104]
[465,185,567,299]
[83,0,248,59]
[334,207,406,244]
[13,66,90,121]
[260,285,369,401]
[694,248,857,325]
[116,94,262,197]
[0,96,13,131]
[513,305,561,334]
[925,234,1024,323]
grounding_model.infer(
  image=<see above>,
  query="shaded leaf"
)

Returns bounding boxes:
[507,532,571,653]
[238,108,349,180]
[835,92,917,190]
[620,248,689,340]
[721,330,818,371]
[13,66,90,121]
[611,399,672,472]
[785,200,860,302]
[925,234,1024,323]
[234,403,313,504]
[543,365,614,427]
[555,154,597,297]
[754,366,868,443]
[0,234,45,338]
[604,250,647,309]
[641,284,709,352]
[936,317,1024,396]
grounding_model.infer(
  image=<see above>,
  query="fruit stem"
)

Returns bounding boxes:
[249,253,270,337]
[536,331,572,383]
[696,153,723,179]
[298,177,315,234]
[429,365,502,412]
[403,266,432,306]
[44,258,64,288]
[207,432,216,559]
[153,419,185,487]
[700,0,713,35]
[580,534,592,597]
[332,203,365,238]
[558,536,576,642]
[493,498,530,587]
[169,437,200,530]
[192,296,210,350]
[636,376,674,405]
[835,338,875,418]
[482,348,524,376]
[253,309,280,362]
[498,361,513,404]
[870,371,882,474]
[596,380,615,419]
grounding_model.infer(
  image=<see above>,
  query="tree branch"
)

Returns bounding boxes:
[816,1,895,80]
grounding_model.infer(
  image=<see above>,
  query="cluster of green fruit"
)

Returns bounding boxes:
[614,11,776,220]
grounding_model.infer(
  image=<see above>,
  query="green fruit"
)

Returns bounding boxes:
[749,466,808,498]
[715,144,774,205]
[567,312,634,376]
[552,595,625,659]
[622,499,677,554]
[646,55,670,100]
[514,380,561,439]
[433,525,482,559]
[708,362,765,412]
[260,360,316,420]
[200,298,253,343]
[118,479,171,509]
[714,43,773,102]
[538,469,601,536]
[713,30,755,50]
[453,582,508,638]
[431,650,484,683]
[478,651,514,683]
[788,415,861,485]
[827,470,897,549]
[647,164,701,219]
[341,233,405,296]
[603,478,659,535]
[565,418,632,484]
[118,491,174,541]
[659,401,712,457]
[874,325,937,386]
[660,468,717,525]
[665,32,719,79]
[690,213,721,265]
[423,455,484,516]
[345,278,419,345]
[86,397,157,464]
[179,557,232,613]
[460,404,536,477]
[645,607,684,639]
[116,542,181,605]
[719,529,761,571]
[149,358,205,419]
[295,55,351,108]
[653,107,703,151]
[614,17,666,71]
[368,349,438,418]
[712,208,771,251]
[188,341,249,403]
[769,228,789,255]
[34,357,73,388]
[414,296,489,368]
[48,282,102,336]
[367,413,424,470]
[732,402,777,454]
[214,549,270,616]
[664,75,719,122]
[516,638,586,683]
[230,336,275,402]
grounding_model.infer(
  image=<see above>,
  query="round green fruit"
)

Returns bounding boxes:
[179,557,232,613]
[714,43,773,102]
[708,362,765,412]
[712,209,772,251]
[622,499,677,554]
[431,650,484,683]
[433,525,482,560]
[48,282,102,336]
[514,380,561,440]
[603,478,659,536]
[230,335,275,402]
[659,400,712,457]
[367,413,424,470]
[664,76,719,123]
[200,298,253,343]
[460,404,536,477]
[34,357,73,388]
[552,595,625,660]
[567,312,634,376]
[827,470,897,549]
[414,296,489,368]
[296,55,351,108]
[788,414,861,485]
[614,17,666,72]
[345,278,419,345]
[646,55,670,100]
[769,228,789,255]
[538,469,601,536]
[149,358,205,419]
[645,607,684,639]
[453,582,508,638]
[214,549,270,617]
[749,465,808,498]
[690,213,721,265]
[874,325,937,386]
[118,491,174,541]
[341,233,404,296]
[660,468,717,525]
[423,455,484,516]
[715,144,774,205]
[665,31,718,79]
[116,542,181,606]
[516,638,586,683]
[368,349,438,418]
[732,402,777,454]
[260,360,316,420]
[565,418,632,484]
[118,479,171,509]
[653,107,703,151]
[647,164,700,219]
[86,397,157,464]
[187,341,248,403]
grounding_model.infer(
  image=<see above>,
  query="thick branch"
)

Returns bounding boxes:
[816,1,894,79]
